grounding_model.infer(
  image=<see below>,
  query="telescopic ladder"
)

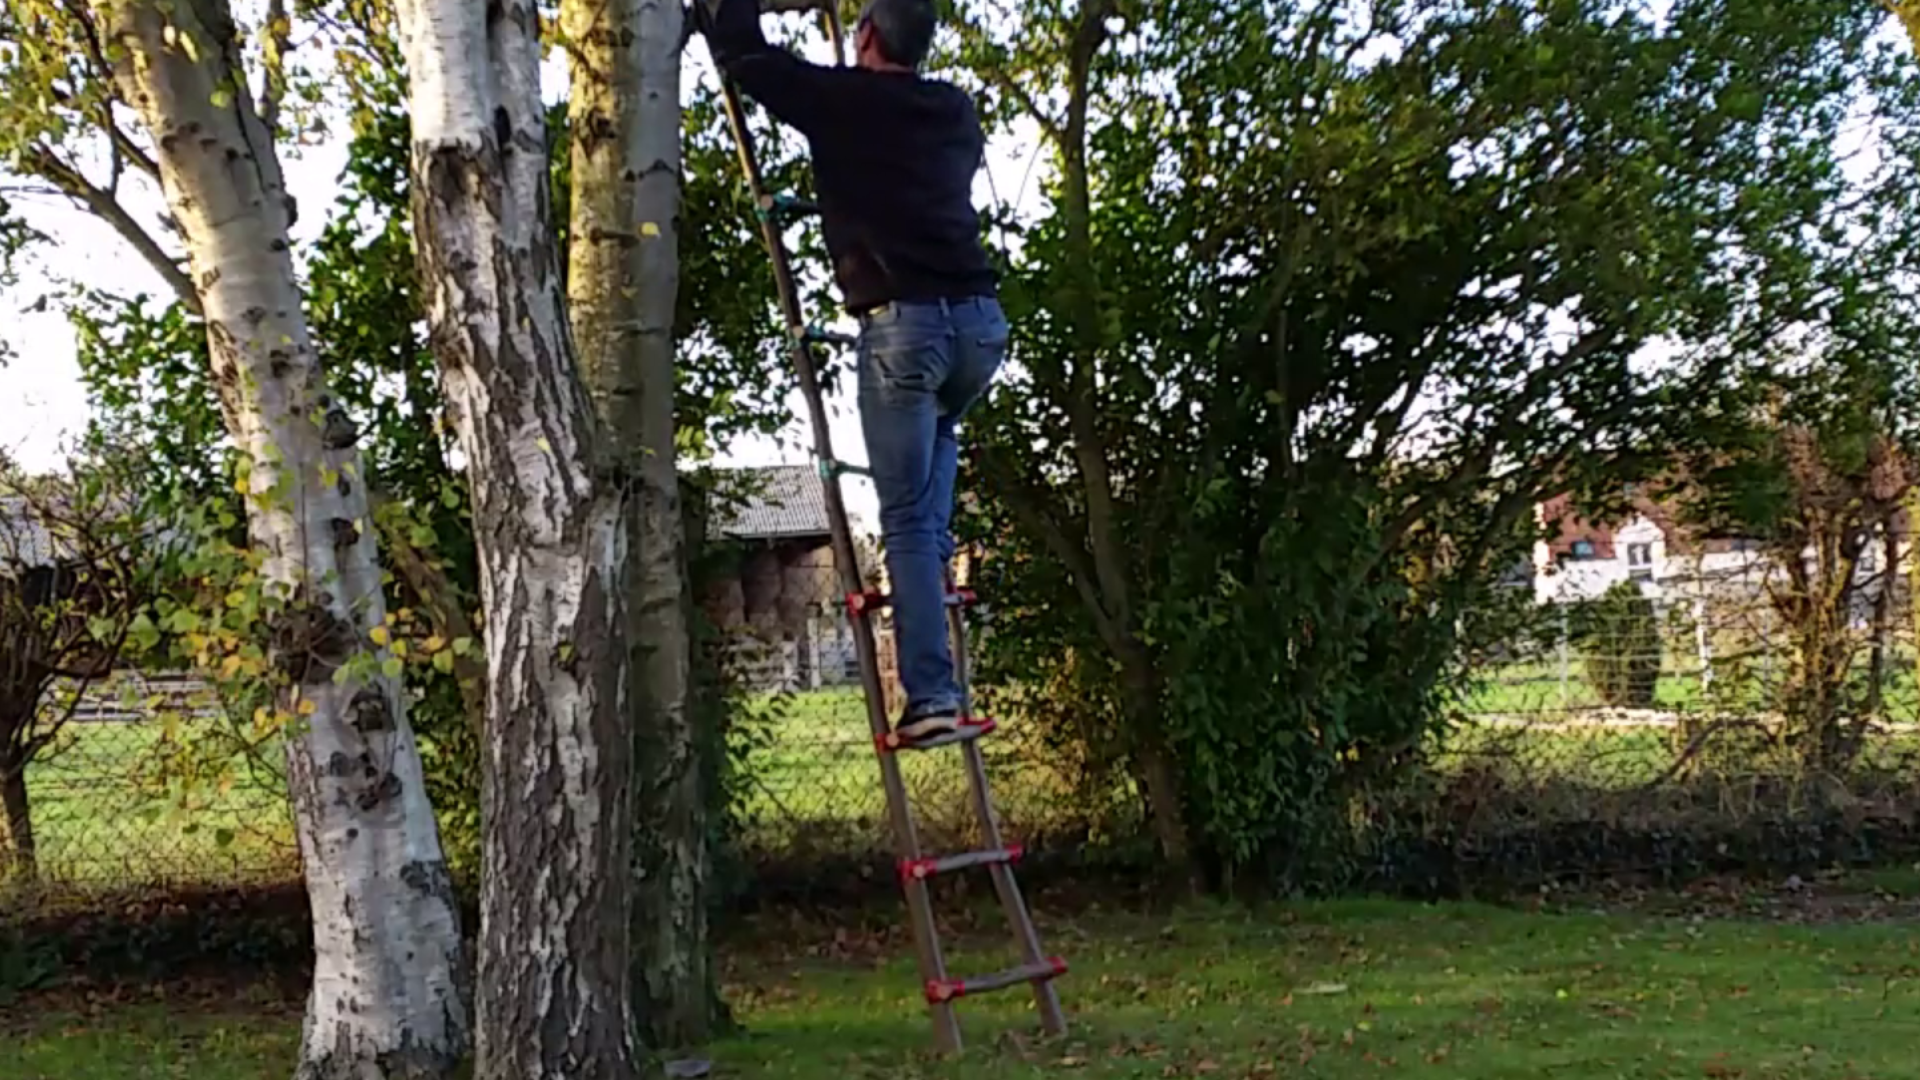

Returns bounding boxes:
[710,3,1069,1053]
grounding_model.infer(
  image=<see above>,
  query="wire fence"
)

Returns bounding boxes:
[7,529,1919,910]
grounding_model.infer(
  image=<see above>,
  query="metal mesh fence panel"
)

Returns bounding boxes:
[3,673,298,911]
[9,510,1918,908]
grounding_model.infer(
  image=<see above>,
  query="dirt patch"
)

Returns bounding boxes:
[0,971,302,1038]
[1538,867,1920,923]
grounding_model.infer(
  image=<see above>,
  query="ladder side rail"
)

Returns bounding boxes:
[947,579,1069,1035]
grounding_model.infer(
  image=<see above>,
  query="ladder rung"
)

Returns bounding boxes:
[925,957,1067,1003]
[845,588,976,617]
[875,716,996,753]
[817,457,871,481]
[791,323,857,348]
[757,193,819,220]
[899,844,1024,883]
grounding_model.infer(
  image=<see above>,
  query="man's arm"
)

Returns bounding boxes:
[700,0,850,135]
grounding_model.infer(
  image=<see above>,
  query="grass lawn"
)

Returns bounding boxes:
[1460,656,1920,719]
[10,896,1920,1078]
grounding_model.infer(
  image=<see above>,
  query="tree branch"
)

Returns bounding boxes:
[976,445,1128,653]
[257,0,293,138]
[1377,326,1619,557]
[369,493,486,736]
[989,70,1065,146]
[28,147,201,314]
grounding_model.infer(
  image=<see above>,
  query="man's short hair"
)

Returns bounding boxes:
[859,0,937,68]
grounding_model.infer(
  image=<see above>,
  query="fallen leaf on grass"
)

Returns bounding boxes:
[1298,981,1348,995]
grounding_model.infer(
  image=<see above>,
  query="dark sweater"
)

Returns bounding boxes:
[703,0,998,313]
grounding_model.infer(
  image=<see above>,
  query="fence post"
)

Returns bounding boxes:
[1558,602,1569,708]
[806,613,822,691]
[1693,593,1712,694]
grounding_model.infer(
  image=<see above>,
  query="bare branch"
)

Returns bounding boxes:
[27,147,201,315]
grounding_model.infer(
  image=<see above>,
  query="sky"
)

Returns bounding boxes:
[0,18,1051,535]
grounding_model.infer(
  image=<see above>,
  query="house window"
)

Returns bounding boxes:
[1626,542,1654,582]
[1569,540,1595,560]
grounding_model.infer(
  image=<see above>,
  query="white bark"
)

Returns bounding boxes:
[92,1,469,1077]
[395,0,640,1077]
[563,0,717,1050]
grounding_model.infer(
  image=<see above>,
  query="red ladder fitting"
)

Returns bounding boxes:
[898,844,1025,884]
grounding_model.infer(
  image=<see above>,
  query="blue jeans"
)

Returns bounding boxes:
[856,296,1008,717]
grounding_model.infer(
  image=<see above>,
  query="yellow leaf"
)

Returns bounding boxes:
[535,437,552,453]
[423,634,447,654]
[297,697,317,716]
[369,625,391,646]
[639,221,661,238]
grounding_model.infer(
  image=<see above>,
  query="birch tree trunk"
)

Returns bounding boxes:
[562,0,718,1050]
[94,2,470,1076]
[395,1,640,1076]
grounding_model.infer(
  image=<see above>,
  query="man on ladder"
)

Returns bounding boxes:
[696,0,1008,743]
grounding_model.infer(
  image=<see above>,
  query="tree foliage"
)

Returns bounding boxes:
[1574,582,1662,710]
[947,0,1916,882]
[46,14,817,885]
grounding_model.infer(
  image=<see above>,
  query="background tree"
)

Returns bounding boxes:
[1675,364,1920,772]
[0,450,155,884]
[946,0,1909,885]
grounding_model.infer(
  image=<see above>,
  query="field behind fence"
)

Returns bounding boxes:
[7,558,1920,913]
